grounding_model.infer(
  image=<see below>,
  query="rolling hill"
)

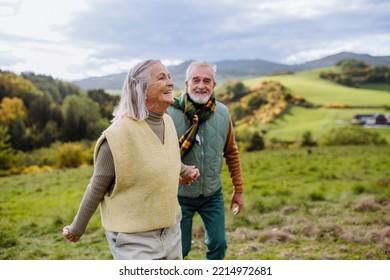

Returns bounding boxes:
[73,52,390,91]
[237,68,390,143]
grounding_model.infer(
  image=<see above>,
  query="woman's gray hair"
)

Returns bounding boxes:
[185,61,217,82]
[112,59,161,122]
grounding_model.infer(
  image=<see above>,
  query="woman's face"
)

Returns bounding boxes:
[145,62,174,113]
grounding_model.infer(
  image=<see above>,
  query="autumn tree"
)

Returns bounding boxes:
[22,72,81,103]
[61,95,108,141]
[27,95,52,129]
[87,89,119,120]
[0,97,27,126]
[0,72,42,105]
[0,125,13,170]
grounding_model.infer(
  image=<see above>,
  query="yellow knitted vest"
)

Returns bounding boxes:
[94,115,181,233]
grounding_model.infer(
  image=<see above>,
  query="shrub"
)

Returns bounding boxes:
[301,130,316,147]
[21,165,53,174]
[247,132,265,151]
[56,143,85,168]
[319,126,387,146]
[231,103,245,123]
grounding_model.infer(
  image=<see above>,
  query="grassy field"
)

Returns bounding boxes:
[245,69,390,106]
[238,68,390,143]
[1,145,389,260]
[105,89,122,95]
[250,106,390,143]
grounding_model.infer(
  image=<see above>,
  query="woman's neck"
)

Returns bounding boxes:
[147,109,164,123]
[145,110,164,144]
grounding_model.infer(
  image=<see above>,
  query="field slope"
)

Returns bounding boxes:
[245,68,390,106]
[1,145,389,260]
[240,68,390,142]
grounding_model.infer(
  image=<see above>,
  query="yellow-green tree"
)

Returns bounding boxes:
[0,125,13,170]
[61,95,109,141]
[0,72,42,104]
[0,97,28,150]
[0,97,27,126]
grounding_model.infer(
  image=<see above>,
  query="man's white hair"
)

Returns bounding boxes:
[185,61,217,82]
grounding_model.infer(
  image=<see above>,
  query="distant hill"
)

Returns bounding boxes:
[73,52,390,91]
[295,51,390,71]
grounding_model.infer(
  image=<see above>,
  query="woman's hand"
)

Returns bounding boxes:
[180,166,200,185]
[63,225,81,242]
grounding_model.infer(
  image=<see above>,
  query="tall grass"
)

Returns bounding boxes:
[1,145,389,260]
[218,145,390,260]
[0,167,111,260]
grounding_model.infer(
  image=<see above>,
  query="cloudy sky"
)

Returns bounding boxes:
[0,0,389,81]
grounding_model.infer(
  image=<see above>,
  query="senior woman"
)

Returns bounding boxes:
[63,59,199,260]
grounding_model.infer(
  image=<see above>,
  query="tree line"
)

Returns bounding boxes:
[0,70,119,170]
[320,59,390,87]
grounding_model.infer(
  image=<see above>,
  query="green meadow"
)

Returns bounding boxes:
[245,69,390,106]
[241,68,390,143]
[1,145,389,260]
[255,106,390,142]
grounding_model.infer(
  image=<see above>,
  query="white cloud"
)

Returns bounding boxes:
[285,34,390,64]
[254,0,359,18]
[1,40,93,79]
[0,0,89,41]
[0,0,388,80]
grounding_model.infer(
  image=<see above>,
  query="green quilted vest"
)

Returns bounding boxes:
[168,97,229,198]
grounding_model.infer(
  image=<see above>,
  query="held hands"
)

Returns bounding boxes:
[180,165,200,186]
[63,225,80,242]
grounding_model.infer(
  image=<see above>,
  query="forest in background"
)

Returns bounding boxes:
[0,71,119,174]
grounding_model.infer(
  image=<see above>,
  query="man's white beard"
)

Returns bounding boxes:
[188,92,211,104]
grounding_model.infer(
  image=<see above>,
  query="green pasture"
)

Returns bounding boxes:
[0,167,111,260]
[238,68,390,143]
[244,106,390,143]
[245,69,390,106]
[105,89,122,95]
[1,145,389,260]
[360,83,390,91]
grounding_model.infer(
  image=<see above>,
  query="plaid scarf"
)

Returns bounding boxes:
[172,93,216,158]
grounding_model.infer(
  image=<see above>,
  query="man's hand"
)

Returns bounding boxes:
[230,192,244,215]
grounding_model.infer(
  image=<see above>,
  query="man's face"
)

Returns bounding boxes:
[185,66,216,104]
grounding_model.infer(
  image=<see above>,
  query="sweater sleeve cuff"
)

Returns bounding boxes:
[234,185,244,193]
